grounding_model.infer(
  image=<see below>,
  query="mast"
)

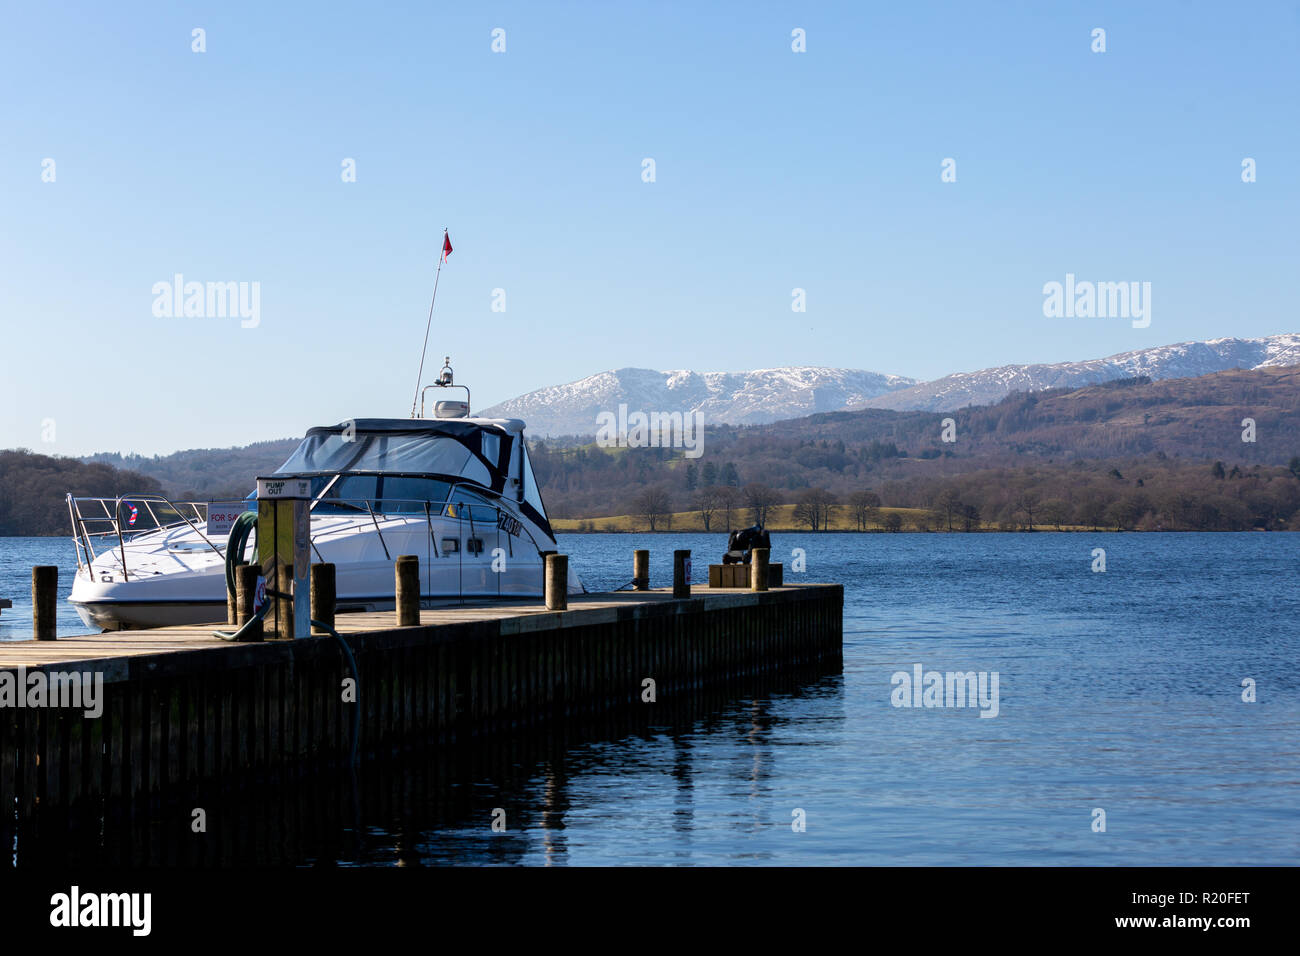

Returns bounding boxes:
[411,227,451,417]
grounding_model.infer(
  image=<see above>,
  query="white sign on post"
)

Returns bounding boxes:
[206,501,249,536]
[256,477,312,499]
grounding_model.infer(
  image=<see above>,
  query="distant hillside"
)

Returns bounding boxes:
[861,334,1300,412]
[775,365,1300,463]
[476,334,1300,428]
[477,366,916,436]
[0,450,165,536]
[530,367,1300,522]
[85,438,300,499]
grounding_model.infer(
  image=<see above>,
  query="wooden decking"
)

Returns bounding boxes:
[0,585,827,670]
[1,583,843,841]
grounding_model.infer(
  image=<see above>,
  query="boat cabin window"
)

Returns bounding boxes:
[375,476,452,513]
[521,444,547,520]
[446,486,498,522]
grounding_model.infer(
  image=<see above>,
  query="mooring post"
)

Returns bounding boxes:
[396,555,420,626]
[673,550,691,599]
[226,570,238,625]
[255,476,312,639]
[545,554,568,611]
[633,549,650,590]
[235,564,263,640]
[539,549,556,597]
[751,547,770,592]
[312,563,336,633]
[32,565,57,641]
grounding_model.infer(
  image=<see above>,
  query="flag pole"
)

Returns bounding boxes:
[411,227,449,417]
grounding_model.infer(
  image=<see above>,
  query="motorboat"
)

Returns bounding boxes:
[67,363,582,630]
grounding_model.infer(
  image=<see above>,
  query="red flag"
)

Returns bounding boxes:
[442,233,453,260]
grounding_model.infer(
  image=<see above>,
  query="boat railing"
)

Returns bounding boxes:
[67,494,224,581]
[68,491,545,581]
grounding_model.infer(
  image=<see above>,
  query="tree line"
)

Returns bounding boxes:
[603,456,1300,532]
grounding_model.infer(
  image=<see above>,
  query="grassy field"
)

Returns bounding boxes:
[553,504,931,533]
[551,504,1111,533]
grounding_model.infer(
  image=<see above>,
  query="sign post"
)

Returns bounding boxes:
[255,477,312,639]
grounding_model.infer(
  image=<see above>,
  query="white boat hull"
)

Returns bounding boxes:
[70,512,582,631]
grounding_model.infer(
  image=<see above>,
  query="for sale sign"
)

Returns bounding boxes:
[206,501,248,537]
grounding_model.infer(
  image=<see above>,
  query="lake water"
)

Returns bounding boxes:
[1,532,1297,865]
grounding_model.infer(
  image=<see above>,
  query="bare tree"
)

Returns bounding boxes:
[1013,491,1039,531]
[633,485,672,531]
[793,488,838,531]
[715,484,740,531]
[1040,498,1069,531]
[933,486,963,532]
[692,485,720,531]
[847,490,882,531]
[743,482,781,526]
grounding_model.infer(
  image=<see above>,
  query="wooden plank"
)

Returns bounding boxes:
[166,680,181,789]
[251,666,265,772]
[267,663,282,773]
[183,677,199,784]
[0,708,15,847]
[67,711,84,809]
[44,708,63,813]
[17,707,37,829]
[148,683,163,797]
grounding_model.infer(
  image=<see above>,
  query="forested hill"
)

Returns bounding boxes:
[85,438,300,500]
[529,367,1300,526]
[0,450,164,536]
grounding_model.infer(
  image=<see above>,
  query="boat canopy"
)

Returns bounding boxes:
[274,419,509,493]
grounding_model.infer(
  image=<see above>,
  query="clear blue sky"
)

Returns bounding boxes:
[2,1,1296,456]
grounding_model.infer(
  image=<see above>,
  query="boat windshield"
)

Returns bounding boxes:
[275,431,492,487]
[313,475,453,515]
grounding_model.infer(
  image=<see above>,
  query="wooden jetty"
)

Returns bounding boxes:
[0,580,842,841]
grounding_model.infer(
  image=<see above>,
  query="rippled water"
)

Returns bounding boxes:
[2,532,1297,865]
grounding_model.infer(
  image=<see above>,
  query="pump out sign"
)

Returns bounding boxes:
[256,478,312,499]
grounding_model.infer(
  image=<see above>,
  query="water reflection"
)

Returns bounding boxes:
[11,661,841,867]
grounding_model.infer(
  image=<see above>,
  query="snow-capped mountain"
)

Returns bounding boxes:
[480,335,1300,435]
[857,334,1300,412]
[478,367,917,436]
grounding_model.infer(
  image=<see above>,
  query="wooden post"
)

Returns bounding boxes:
[545,554,568,611]
[311,563,336,633]
[226,570,238,625]
[539,550,556,597]
[236,564,263,640]
[633,550,649,590]
[396,555,420,626]
[751,547,770,592]
[673,550,691,599]
[32,566,57,641]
